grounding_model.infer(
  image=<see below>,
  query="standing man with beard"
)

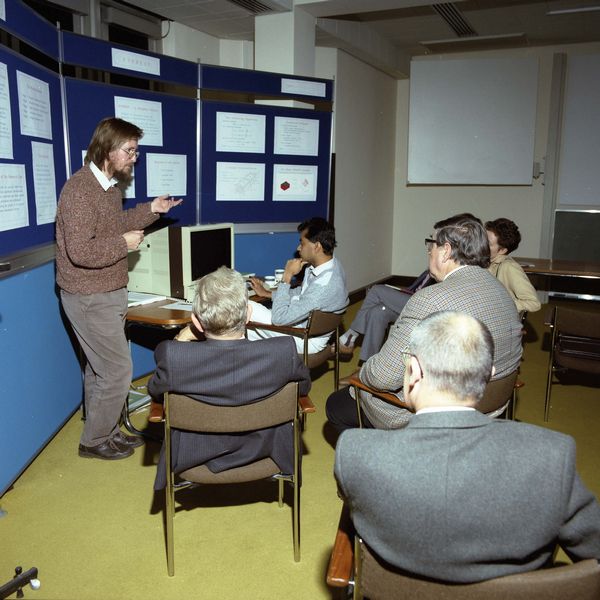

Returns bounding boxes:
[56,117,182,460]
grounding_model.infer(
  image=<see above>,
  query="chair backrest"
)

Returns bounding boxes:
[476,370,518,414]
[306,310,344,337]
[166,381,298,433]
[552,307,600,374]
[556,306,600,339]
[358,540,600,600]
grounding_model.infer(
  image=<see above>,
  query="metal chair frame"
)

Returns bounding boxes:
[544,305,600,422]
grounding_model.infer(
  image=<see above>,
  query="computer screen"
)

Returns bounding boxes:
[190,227,234,281]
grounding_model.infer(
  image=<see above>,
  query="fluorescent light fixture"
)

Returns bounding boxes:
[546,6,600,14]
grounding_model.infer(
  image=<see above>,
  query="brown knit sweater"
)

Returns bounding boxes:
[55,165,158,294]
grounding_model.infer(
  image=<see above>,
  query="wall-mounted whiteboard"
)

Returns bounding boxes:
[408,57,538,185]
[557,54,600,207]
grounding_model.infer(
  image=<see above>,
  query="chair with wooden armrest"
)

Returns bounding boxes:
[348,375,410,428]
[247,309,345,390]
[544,305,600,421]
[164,382,315,576]
[326,506,600,600]
[349,369,520,428]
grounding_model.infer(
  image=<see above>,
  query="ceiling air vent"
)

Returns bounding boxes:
[431,2,476,37]
[227,0,292,16]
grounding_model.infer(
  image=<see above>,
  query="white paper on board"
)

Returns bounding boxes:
[274,116,319,156]
[272,164,317,202]
[31,141,57,225]
[111,48,160,76]
[0,62,13,159]
[216,112,265,154]
[114,96,163,146]
[16,70,52,140]
[146,153,186,197]
[0,163,29,231]
[216,162,265,202]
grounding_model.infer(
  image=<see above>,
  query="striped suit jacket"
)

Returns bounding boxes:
[360,266,523,429]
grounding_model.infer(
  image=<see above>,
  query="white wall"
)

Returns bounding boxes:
[161,21,220,66]
[317,48,397,291]
[393,42,600,277]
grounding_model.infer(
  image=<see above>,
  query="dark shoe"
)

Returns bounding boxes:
[339,369,361,387]
[148,401,164,423]
[78,439,133,460]
[112,431,145,449]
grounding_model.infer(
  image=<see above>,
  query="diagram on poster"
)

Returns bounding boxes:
[273,164,317,202]
[216,162,265,202]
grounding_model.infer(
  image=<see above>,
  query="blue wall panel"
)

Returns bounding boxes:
[0,262,81,496]
[234,232,298,275]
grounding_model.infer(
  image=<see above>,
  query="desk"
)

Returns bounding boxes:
[516,257,600,279]
[127,299,193,328]
[515,257,600,299]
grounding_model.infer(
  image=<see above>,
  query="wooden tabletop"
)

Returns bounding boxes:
[515,257,600,279]
[126,292,266,328]
[126,299,192,327]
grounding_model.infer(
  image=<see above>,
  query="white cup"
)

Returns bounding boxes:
[274,269,285,283]
[264,275,276,289]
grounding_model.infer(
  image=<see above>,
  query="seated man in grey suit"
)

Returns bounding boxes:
[327,217,523,431]
[338,213,479,363]
[335,311,600,583]
[150,266,311,490]
[247,217,348,353]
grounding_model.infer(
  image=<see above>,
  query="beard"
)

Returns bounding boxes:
[107,160,134,185]
[113,165,134,185]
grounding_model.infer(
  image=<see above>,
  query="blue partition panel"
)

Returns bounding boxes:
[200,101,331,223]
[0,262,82,496]
[234,231,299,275]
[2,0,59,58]
[63,77,197,225]
[61,31,198,87]
[0,45,66,257]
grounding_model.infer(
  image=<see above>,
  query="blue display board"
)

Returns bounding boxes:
[61,31,198,87]
[0,45,66,256]
[63,78,197,225]
[2,0,59,58]
[200,64,334,102]
[200,101,332,223]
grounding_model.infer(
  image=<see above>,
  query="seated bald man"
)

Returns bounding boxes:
[335,311,600,583]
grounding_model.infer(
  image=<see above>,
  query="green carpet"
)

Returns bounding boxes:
[1,299,599,599]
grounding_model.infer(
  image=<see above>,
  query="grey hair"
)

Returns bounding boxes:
[409,311,494,403]
[192,266,248,336]
[434,218,490,268]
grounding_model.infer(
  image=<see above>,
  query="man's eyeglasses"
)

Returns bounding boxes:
[120,147,139,159]
[424,237,438,252]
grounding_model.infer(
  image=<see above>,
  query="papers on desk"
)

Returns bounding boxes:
[127,291,167,307]
[161,301,193,311]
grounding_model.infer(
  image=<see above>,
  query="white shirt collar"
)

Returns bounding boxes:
[416,406,476,415]
[443,264,468,281]
[309,256,335,276]
[89,161,118,191]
